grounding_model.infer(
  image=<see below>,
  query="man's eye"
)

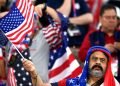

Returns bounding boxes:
[100,58,105,63]
[92,57,98,61]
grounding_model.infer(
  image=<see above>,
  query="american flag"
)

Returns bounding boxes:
[42,13,82,83]
[7,47,33,86]
[0,0,34,85]
[0,30,8,47]
[0,0,34,46]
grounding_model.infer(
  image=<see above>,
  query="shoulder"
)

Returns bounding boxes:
[89,30,99,36]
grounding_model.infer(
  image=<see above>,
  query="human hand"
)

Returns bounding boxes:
[0,12,8,18]
[104,44,117,53]
[114,42,120,51]
[35,4,45,17]
[22,58,37,77]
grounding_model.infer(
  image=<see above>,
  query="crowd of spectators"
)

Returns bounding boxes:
[0,0,120,85]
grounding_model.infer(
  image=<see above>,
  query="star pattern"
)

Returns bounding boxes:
[11,48,32,86]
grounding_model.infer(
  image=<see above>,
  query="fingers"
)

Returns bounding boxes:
[35,5,43,17]
[22,58,35,72]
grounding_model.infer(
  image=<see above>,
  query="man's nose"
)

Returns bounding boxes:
[96,59,101,64]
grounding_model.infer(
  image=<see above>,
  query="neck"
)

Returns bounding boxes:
[101,27,114,36]
[87,75,102,85]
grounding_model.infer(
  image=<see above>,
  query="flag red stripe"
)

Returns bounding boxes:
[49,40,62,48]
[7,68,17,86]
[43,26,60,34]
[50,43,62,51]
[6,0,34,44]
[7,17,34,44]
[44,32,60,41]
[65,66,82,79]
[43,23,61,32]
[46,36,61,46]
[57,67,82,86]
[49,54,75,78]
[7,1,33,37]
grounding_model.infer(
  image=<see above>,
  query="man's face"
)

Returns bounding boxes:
[89,51,108,78]
[100,9,118,32]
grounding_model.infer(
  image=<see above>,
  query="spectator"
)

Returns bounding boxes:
[107,0,120,29]
[30,4,79,82]
[78,4,120,82]
[30,3,58,82]
[0,1,8,85]
[22,46,120,86]
[47,0,93,60]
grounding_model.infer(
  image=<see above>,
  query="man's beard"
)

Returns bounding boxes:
[89,65,105,78]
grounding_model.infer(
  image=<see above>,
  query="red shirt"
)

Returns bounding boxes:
[78,30,117,62]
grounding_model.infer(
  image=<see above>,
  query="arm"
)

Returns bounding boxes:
[0,48,6,80]
[114,42,120,51]
[104,44,117,53]
[0,11,8,18]
[0,58,6,79]
[35,3,61,22]
[22,59,67,86]
[69,13,93,25]
[57,0,72,17]
[22,59,51,86]
[68,0,93,26]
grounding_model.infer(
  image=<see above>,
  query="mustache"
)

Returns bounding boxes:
[92,65,103,71]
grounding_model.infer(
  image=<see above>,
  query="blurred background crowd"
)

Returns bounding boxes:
[0,0,120,85]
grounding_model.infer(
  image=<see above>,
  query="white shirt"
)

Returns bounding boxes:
[30,30,50,82]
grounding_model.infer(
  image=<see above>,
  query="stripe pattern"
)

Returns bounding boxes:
[7,68,17,86]
[43,21,82,83]
[0,0,34,46]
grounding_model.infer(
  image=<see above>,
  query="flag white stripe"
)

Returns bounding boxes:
[5,0,34,44]
[8,68,17,86]
[43,26,60,34]
[6,4,34,44]
[50,52,68,70]
[7,16,33,43]
[45,36,61,46]
[17,0,26,17]
[6,1,33,36]
[49,47,71,70]
[49,60,80,82]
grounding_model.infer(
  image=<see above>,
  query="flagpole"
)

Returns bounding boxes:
[0,29,25,59]
[12,43,25,59]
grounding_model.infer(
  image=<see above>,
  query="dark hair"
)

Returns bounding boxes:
[35,0,47,5]
[34,0,50,27]
[0,0,9,12]
[100,4,116,16]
